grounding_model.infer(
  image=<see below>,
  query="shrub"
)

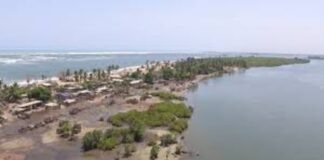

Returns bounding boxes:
[169,119,188,133]
[147,134,158,146]
[161,66,174,80]
[108,102,192,133]
[126,98,139,104]
[56,120,82,139]
[56,120,72,138]
[99,116,104,121]
[147,140,156,146]
[131,121,145,142]
[144,71,154,84]
[3,83,24,102]
[72,123,82,135]
[123,144,136,157]
[122,133,135,143]
[82,130,103,151]
[152,102,192,119]
[108,114,124,127]
[130,70,142,79]
[175,145,182,155]
[27,86,51,101]
[140,93,150,101]
[160,134,177,147]
[97,137,118,150]
[151,92,183,101]
[82,128,143,152]
[150,145,160,160]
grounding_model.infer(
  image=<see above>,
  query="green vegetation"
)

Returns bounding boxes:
[160,134,177,147]
[151,91,184,101]
[150,145,160,160]
[144,70,154,84]
[169,119,188,133]
[82,130,103,151]
[130,69,142,79]
[156,57,309,81]
[123,144,136,157]
[97,137,119,150]
[56,120,81,140]
[27,86,51,101]
[162,57,247,81]
[147,139,157,146]
[131,121,145,142]
[0,83,25,102]
[140,92,150,101]
[240,57,309,67]
[161,66,174,80]
[175,145,182,155]
[81,81,97,90]
[126,98,139,104]
[82,127,144,152]
[0,109,5,124]
[82,102,192,152]
[108,102,192,132]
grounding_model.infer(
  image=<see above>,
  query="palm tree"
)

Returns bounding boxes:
[107,66,112,78]
[74,71,79,82]
[79,69,84,81]
[0,79,3,90]
[146,60,150,69]
[5,83,21,102]
[89,73,93,80]
[97,69,101,80]
[83,72,87,81]
[101,71,106,79]
[66,69,71,77]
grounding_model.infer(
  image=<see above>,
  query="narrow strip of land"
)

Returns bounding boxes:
[0,56,309,160]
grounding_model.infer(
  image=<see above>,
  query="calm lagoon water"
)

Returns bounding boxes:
[1,51,321,160]
[185,60,324,160]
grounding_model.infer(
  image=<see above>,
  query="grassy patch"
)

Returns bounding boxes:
[108,102,192,132]
[82,124,144,151]
[169,119,188,133]
[239,57,309,67]
[151,92,184,101]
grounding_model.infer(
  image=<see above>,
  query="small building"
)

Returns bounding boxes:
[56,92,73,102]
[41,82,52,88]
[73,90,95,100]
[45,102,59,109]
[112,78,123,83]
[65,85,83,92]
[20,93,28,99]
[130,79,142,85]
[73,90,92,97]
[13,100,43,114]
[63,99,76,105]
[110,74,122,79]
[95,86,109,94]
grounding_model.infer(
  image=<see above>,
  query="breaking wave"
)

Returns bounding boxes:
[0,55,59,65]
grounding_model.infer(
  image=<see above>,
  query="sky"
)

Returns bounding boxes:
[0,0,323,54]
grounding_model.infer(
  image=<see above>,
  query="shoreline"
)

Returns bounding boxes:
[0,57,309,160]
[0,67,234,160]
[0,59,196,160]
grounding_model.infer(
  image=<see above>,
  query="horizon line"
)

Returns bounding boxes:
[0,49,320,56]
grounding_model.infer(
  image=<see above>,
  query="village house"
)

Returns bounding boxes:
[12,100,43,114]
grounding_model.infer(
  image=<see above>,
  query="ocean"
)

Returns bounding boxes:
[0,51,217,83]
[0,51,307,84]
[1,51,323,160]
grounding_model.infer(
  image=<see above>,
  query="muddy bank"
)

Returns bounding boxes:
[0,67,239,160]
